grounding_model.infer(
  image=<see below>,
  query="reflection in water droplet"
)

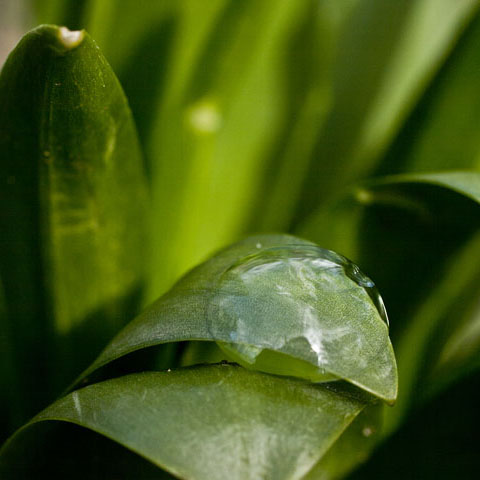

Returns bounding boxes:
[226,245,388,326]
[208,244,389,382]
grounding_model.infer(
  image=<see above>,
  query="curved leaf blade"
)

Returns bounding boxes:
[297,0,480,217]
[379,12,480,175]
[0,24,148,422]
[75,234,397,403]
[0,365,365,480]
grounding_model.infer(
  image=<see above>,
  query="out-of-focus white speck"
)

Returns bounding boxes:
[186,99,222,134]
[58,27,84,49]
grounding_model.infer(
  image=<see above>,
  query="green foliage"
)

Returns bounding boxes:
[1,0,480,478]
[0,24,147,432]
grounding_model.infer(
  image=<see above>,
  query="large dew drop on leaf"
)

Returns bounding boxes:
[209,243,396,402]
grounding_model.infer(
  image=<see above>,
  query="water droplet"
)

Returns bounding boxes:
[208,244,389,382]
[224,245,388,326]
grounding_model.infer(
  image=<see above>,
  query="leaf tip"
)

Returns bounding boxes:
[57,26,85,50]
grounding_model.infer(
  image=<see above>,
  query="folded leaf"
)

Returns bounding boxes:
[0,365,365,480]
[0,25,148,425]
[75,234,397,403]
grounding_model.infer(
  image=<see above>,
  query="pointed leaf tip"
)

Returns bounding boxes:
[57,27,85,49]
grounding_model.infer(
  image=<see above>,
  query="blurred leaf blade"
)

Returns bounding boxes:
[256,0,357,232]
[0,366,366,480]
[385,229,480,433]
[145,0,311,298]
[298,0,480,218]
[379,10,480,175]
[0,24,148,427]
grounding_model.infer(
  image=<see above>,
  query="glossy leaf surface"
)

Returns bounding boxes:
[0,25,148,426]
[76,234,397,403]
[0,365,365,480]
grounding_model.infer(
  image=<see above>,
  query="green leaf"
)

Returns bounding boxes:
[140,0,312,297]
[297,0,480,218]
[379,11,480,174]
[300,171,480,433]
[0,25,148,425]
[0,365,365,480]
[256,0,357,232]
[33,0,88,31]
[75,234,397,403]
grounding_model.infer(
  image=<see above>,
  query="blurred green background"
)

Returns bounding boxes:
[2,0,480,477]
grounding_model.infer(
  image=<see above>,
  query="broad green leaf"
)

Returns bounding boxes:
[75,234,397,404]
[297,0,479,219]
[0,365,366,480]
[300,171,480,433]
[0,25,148,425]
